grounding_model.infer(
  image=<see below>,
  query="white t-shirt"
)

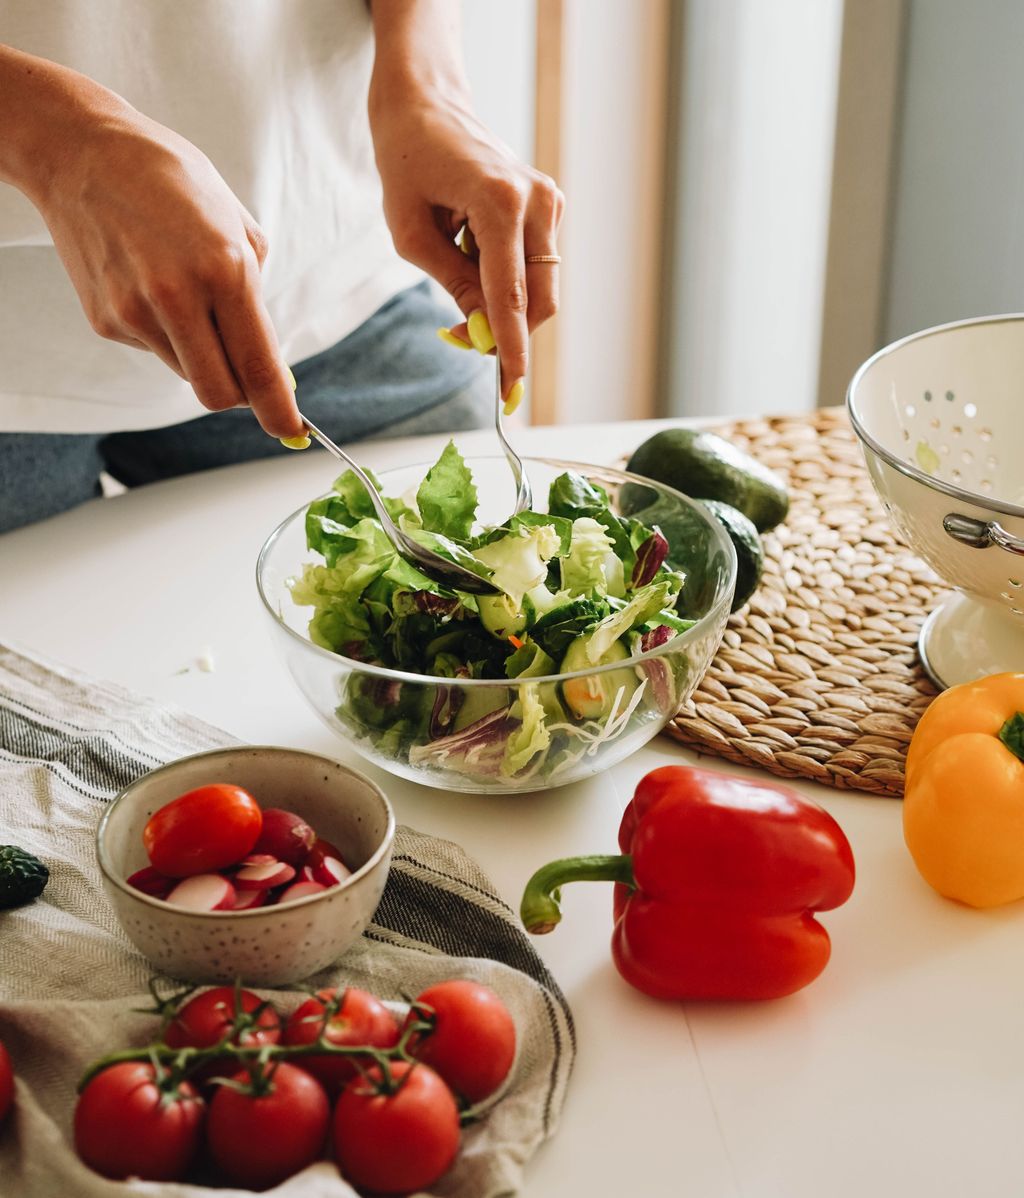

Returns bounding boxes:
[0,0,422,433]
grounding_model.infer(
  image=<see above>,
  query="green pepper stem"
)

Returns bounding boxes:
[520,854,635,934]
[998,712,1024,762]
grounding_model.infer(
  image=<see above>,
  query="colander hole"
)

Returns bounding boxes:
[980,428,993,441]
[930,418,941,431]
[902,429,910,441]
[946,390,955,401]
[1013,608,1023,617]
[951,425,963,436]
[905,404,916,417]
[981,479,993,493]
[924,390,933,401]
[1010,579,1022,588]
[962,450,974,464]
[964,402,978,418]
[951,469,962,483]
[1001,592,1012,601]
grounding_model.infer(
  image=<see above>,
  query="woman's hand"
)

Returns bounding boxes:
[0,46,302,438]
[368,5,564,404]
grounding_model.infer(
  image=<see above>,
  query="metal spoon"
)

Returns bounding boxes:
[297,412,500,595]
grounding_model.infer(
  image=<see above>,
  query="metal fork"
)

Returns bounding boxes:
[495,357,532,515]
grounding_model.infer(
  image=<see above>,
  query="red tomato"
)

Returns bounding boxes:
[74,1062,204,1181]
[165,986,281,1051]
[143,783,262,877]
[284,988,400,1096]
[207,1062,330,1189]
[0,1039,13,1127]
[333,1061,460,1195]
[404,980,516,1104]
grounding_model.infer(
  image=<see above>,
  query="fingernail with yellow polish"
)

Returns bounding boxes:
[436,327,473,350]
[467,310,496,355]
[280,434,311,450]
[504,379,524,417]
[286,365,297,391]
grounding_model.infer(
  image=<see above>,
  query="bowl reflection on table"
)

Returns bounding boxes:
[256,457,737,794]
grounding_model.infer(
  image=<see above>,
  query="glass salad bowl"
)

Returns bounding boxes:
[256,457,737,794]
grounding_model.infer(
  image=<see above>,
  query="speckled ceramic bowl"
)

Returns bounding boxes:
[96,746,395,986]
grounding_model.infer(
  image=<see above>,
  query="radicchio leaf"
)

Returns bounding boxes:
[631,530,669,588]
[409,707,516,778]
[429,683,466,738]
[640,624,675,652]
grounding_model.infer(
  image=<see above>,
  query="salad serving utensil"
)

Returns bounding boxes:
[495,358,532,515]
[295,411,501,595]
[294,358,530,597]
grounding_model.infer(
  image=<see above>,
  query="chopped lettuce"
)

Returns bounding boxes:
[471,523,562,608]
[415,440,478,541]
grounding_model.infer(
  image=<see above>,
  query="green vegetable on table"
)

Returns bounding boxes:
[626,426,790,533]
[291,441,700,782]
[0,845,49,908]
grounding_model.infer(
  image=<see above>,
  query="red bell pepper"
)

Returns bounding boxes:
[520,765,855,1001]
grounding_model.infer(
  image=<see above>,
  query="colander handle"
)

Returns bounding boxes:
[943,514,1024,556]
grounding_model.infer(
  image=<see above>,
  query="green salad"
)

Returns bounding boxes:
[291,442,694,782]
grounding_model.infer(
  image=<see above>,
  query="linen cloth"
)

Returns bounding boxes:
[0,644,575,1196]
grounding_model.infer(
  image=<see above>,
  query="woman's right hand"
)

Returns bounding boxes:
[0,46,302,438]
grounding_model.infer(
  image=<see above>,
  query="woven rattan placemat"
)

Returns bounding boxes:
[643,407,945,798]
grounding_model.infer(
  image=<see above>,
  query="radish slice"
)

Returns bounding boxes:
[127,866,173,899]
[166,874,236,912]
[276,880,326,904]
[234,859,296,890]
[298,864,316,883]
[311,855,352,888]
[231,888,269,911]
[253,809,317,867]
[239,854,277,867]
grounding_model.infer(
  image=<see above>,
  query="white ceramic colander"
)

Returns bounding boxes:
[847,313,1024,689]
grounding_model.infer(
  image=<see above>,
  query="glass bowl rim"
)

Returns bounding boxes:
[255,455,738,689]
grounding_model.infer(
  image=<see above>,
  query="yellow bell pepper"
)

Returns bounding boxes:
[904,672,1024,907]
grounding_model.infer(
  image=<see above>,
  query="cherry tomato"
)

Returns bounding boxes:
[143,783,262,877]
[404,980,516,1104]
[165,986,281,1053]
[284,987,400,1096]
[74,1062,204,1181]
[0,1039,13,1127]
[207,1062,330,1189]
[333,1061,460,1195]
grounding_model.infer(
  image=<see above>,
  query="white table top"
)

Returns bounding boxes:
[3,419,1020,1198]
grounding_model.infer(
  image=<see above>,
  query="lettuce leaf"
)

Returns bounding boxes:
[503,684,551,776]
[415,440,478,541]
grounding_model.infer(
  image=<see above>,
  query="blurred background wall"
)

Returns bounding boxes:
[464,0,1021,426]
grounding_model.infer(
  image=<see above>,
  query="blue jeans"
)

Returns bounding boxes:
[0,281,491,534]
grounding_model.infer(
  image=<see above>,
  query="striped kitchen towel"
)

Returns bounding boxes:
[0,643,574,1197]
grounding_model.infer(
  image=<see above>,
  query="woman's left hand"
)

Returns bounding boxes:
[369,73,564,404]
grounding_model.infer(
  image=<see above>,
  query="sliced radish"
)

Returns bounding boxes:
[126,866,173,899]
[230,888,269,911]
[311,854,352,888]
[298,864,316,883]
[239,853,278,867]
[276,880,326,904]
[166,874,236,912]
[234,858,296,890]
[253,809,317,867]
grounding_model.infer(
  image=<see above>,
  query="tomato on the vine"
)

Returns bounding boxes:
[164,986,281,1052]
[284,987,399,1096]
[207,1062,330,1189]
[0,1039,13,1126]
[404,980,516,1104]
[74,1062,204,1181]
[333,1061,460,1195]
[143,783,262,876]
